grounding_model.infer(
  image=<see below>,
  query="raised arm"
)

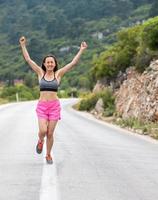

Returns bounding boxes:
[57,41,88,78]
[19,36,43,76]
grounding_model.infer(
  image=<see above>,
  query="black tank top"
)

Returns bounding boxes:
[39,73,59,92]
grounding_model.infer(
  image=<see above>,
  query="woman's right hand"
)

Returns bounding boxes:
[19,36,26,46]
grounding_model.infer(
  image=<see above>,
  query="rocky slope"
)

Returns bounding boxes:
[115,60,158,122]
[93,60,158,122]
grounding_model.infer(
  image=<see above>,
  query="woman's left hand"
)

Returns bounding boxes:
[80,41,88,51]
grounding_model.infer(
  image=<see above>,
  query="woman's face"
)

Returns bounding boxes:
[44,57,56,71]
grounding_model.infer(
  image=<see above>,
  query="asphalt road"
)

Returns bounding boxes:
[0,99,158,200]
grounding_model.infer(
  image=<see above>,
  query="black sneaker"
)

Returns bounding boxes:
[46,154,53,164]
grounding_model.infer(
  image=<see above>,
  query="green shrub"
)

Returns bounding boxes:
[77,89,115,116]
[58,88,79,98]
[134,17,158,71]
[57,90,69,98]
[91,16,158,80]
[141,16,158,51]
[135,46,153,72]
[78,93,98,111]
[0,84,39,101]
[91,25,140,79]
[99,89,115,116]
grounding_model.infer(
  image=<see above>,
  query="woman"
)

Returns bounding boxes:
[19,36,87,164]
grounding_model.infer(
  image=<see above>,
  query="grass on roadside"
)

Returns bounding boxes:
[0,98,9,104]
[115,117,158,139]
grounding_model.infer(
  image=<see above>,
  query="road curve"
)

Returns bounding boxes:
[0,99,158,200]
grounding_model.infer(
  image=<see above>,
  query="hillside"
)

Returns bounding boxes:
[0,0,157,90]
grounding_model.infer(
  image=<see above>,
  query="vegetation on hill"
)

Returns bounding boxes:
[0,0,158,102]
[91,16,158,81]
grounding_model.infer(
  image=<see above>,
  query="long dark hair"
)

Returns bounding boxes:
[41,55,58,72]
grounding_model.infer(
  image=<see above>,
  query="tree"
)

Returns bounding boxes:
[24,71,38,88]
[141,17,158,50]
[46,11,70,39]
[149,0,158,17]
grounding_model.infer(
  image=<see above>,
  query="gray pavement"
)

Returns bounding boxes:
[55,99,158,200]
[0,101,43,200]
[0,99,158,200]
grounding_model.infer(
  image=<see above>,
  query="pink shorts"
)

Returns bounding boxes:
[36,99,61,121]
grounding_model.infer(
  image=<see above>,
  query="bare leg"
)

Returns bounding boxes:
[46,120,58,156]
[37,118,48,142]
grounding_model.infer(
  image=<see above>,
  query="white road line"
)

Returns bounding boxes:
[40,145,59,200]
